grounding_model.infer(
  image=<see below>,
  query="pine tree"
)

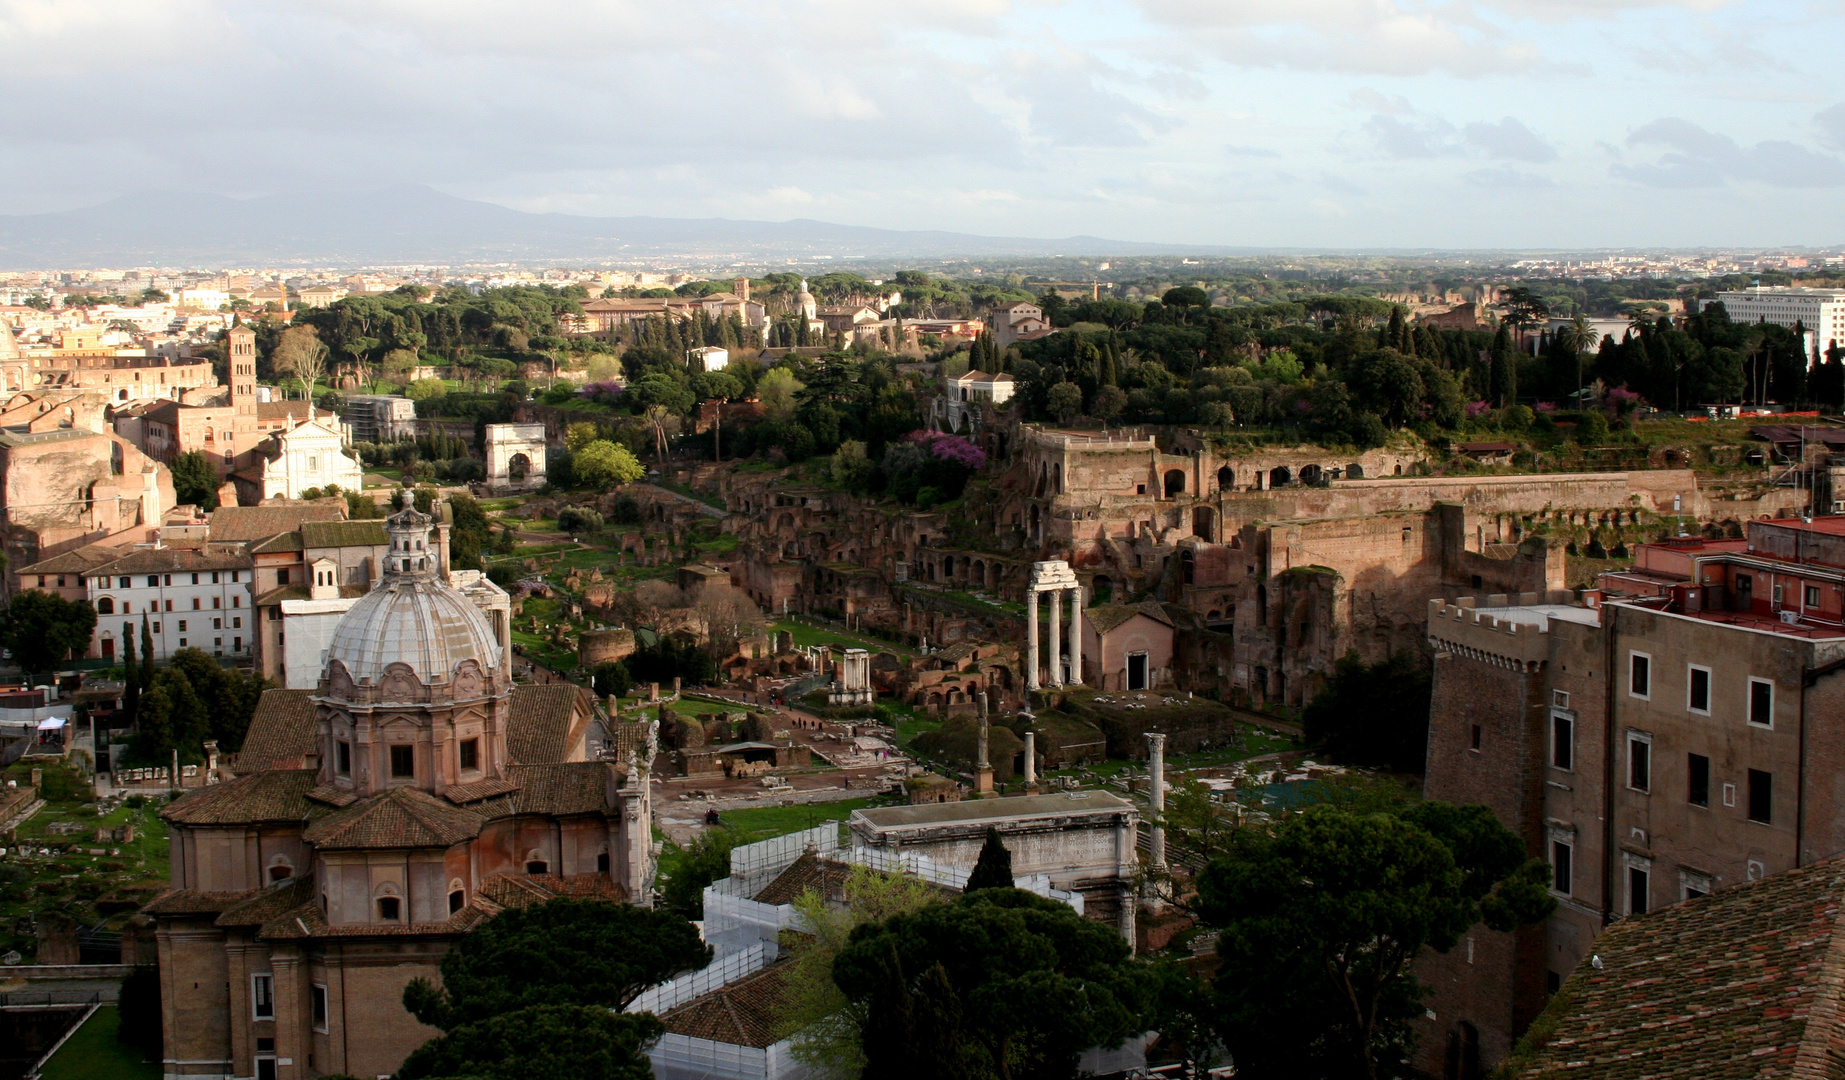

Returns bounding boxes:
[1489,324,1516,407]
[140,613,155,689]
[964,827,1013,892]
[1386,306,1406,352]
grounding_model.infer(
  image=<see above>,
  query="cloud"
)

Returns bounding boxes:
[1225,144,1281,157]
[1362,109,1555,164]
[1463,166,1557,189]
[1613,118,1845,188]
[1461,118,1558,163]
[1818,104,1845,151]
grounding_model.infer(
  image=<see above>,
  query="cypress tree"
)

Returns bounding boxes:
[964,827,1013,892]
[122,622,140,725]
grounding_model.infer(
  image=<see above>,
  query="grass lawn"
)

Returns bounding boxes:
[39,1006,161,1080]
[895,715,941,747]
[718,799,869,843]
[771,620,915,659]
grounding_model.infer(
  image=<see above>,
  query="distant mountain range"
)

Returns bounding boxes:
[0,186,1237,267]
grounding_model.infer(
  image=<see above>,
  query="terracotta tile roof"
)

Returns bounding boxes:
[208,503,344,543]
[752,854,854,906]
[231,689,318,773]
[256,894,499,941]
[1508,860,1845,1080]
[300,520,388,549]
[660,961,795,1048]
[254,584,310,605]
[215,877,315,928]
[305,783,359,808]
[142,888,255,916]
[161,770,319,826]
[17,544,124,577]
[443,777,521,805]
[507,684,589,763]
[1085,601,1174,634]
[506,763,613,816]
[249,532,304,554]
[480,873,627,909]
[300,786,484,850]
[90,544,252,576]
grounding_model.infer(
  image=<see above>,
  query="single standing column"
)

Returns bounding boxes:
[1026,589,1040,691]
[975,692,994,797]
[1055,587,1070,686]
[1067,586,1083,687]
[1147,733,1168,870]
[1023,730,1037,789]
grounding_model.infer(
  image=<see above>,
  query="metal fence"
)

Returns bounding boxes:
[628,944,771,1017]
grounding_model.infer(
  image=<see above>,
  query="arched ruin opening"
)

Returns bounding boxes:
[1163,469,1186,497]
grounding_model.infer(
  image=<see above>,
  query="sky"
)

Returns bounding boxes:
[1,0,1842,250]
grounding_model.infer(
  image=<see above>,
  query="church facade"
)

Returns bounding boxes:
[146,506,657,1080]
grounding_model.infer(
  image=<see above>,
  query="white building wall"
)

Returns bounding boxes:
[277,598,360,689]
[89,568,252,661]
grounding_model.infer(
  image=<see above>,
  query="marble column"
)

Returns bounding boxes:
[1023,731,1037,790]
[1026,590,1040,691]
[975,692,994,797]
[1055,587,1070,686]
[1147,733,1168,871]
[1066,586,1083,686]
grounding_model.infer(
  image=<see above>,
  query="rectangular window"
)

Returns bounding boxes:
[1688,753,1710,807]
[1550,713,1573,771]
[1807,585,1822,608]
[1749,769,1773,823]
[145,575,158,587]
[1628,733,1651,792]
[192,597,200,610]
[232,616,241,629]
[211,572,220,584]
[390,744,415,779]
[118,576,130,588]
[1749,679,1774,727]
[163,574,171,586]
[233,595,241,608]
[460,738,479,771]
[1687,666,1711,714]
[191,573,198,584]
[177,619,187,632]
[336,740,351,776]
[277,569,290,586]
[1470,724,1482,751]
[152,622,160,634]
[212,618,221,630]
[1552,689,1570,710]
[213,596,221,609]
[1630,652,1651,699]
[1629,866,1649,915]
[312,984,328,1032]
[252,973,274,1020]
[1551,840,1572,895]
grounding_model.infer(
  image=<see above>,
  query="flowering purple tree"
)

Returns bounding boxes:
[907,430,987,471]
[580,381,624,406]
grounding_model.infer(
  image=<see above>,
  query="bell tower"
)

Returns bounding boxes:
[227,322,258,428]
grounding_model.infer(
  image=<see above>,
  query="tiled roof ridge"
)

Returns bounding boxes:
[1789,885,1845,1078]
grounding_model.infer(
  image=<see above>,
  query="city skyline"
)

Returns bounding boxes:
[1,1,1841,251]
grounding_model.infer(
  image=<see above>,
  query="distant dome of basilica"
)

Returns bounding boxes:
[322,506,500,688]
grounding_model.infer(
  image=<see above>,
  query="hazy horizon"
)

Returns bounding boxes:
[3,1,1842,251]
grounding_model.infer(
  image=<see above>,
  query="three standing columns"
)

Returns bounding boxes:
[1025,579,1077,690]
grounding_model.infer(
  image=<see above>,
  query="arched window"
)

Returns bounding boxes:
[96,597,115,615]
[1163,469,1185,497]
[267,856,293,883]
[525,850,549,875]
[1216,465,1233,492]
[448,878,467,914]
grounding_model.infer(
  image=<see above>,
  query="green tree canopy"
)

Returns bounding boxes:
[403,898,709,1029]
[572,440,645,488]
[833,888,1148,1080]
[1302,650,1431,775]
[169,450,221,510]
[1,591,96,673]
[396,1004,662,1080]
[1194,803,1554,1080]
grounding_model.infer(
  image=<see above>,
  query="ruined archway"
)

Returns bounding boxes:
[1270,466,1292,487]
[1216,465,1233,492]
[1192,506,1216,543]
[1163,469,1185,497]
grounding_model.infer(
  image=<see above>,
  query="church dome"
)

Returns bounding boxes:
[322,507,500,688]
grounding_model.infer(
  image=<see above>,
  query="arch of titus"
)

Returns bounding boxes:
[485,423,547,492]
[1026,559,1083,690]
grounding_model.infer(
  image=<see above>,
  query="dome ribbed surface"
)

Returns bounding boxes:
[324,576,499,685]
